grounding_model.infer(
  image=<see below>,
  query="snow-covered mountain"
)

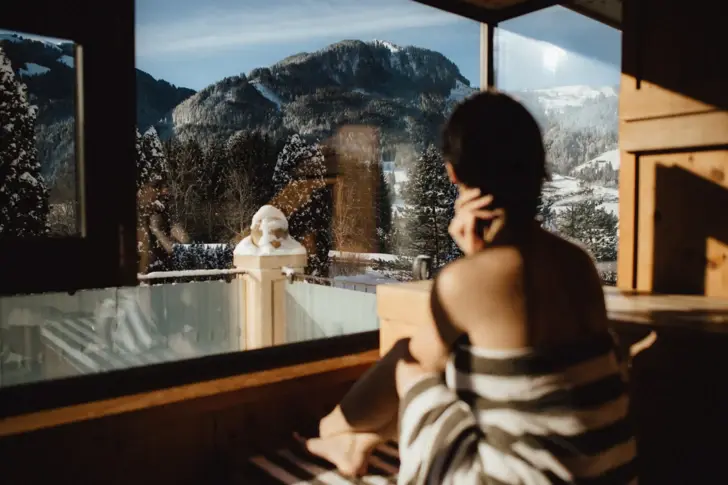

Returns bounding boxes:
[161,39,476,154]
[0,32,195,181]
[529,85,618,114]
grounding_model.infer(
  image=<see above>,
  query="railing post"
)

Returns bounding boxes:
[233,206,307,350]
[234,254,306,349]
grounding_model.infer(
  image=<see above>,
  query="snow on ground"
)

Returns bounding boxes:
[530,85,618,112]
[572,148,620,173]
[333,270,401,293]
[448,80,478,102]
[58,55,74,68]
[19,62,50,76]
[545,174,619,215]
[250,80,283,109]
[329,250,399,262]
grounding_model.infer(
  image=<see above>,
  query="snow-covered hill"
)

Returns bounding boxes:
[572,148,620,173]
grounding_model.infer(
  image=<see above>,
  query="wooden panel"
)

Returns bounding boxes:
[620,110,728,153]
[634,151,728,296]
[620,0,728,121]
[377,281,433,356]
[378,281,728,334]
[0,350,378,438]
[616,150,637,289]
[620,77,717,122]
[0,352,375,485]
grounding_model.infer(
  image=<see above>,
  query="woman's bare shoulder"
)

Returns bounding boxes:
[435,249,525,327]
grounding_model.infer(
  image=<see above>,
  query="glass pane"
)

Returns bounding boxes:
[133,0,479,342]
[285,280,378,343]
[496,6,621,285]
[0,29,79,237]
[0,278,244,388]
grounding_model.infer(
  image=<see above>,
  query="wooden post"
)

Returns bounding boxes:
[234,253,306,350]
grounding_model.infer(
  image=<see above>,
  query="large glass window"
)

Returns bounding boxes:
[496,6,621,285]
[0,30,78,237]
[1,0,480,389]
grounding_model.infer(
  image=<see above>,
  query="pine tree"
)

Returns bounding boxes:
[402,145,459,269]
[142,128,169,186]
[273,134,331,275]
[375,166,393,252]
[556,194,618,262]
[0,47,49,237]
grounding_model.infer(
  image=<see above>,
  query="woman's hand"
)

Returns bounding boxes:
[448,188,502,256]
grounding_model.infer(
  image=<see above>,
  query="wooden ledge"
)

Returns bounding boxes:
[0,349,379,438]
[377,281,728,355]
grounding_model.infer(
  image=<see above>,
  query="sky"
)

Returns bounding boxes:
[134,0,621,92]
[3,1,621,92]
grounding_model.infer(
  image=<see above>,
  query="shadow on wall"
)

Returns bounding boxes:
[652,163,728,295]
[626,322,728,485]
[623,0,727,112]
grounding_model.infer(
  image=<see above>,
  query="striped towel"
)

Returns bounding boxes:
[245,441,400,484]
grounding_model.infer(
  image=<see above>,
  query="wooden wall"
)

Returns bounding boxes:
[618,0,728,296]
[0,351,376,485]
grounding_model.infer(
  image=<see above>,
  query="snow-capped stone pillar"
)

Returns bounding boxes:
[234,205,307,350]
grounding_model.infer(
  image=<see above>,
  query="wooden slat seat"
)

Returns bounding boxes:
[243,441,400,484]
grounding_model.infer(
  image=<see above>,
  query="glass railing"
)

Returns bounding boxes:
[284,277,379,344]
[0,277,244,388]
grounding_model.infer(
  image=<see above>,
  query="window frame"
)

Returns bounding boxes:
[0,0,625,429]
[0,0,137,296]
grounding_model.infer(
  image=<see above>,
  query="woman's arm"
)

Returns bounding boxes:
[407,277,464,373]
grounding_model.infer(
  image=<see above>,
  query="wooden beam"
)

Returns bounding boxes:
[0,350,379,438]
[480,22,496,88]
[412,0,496,24]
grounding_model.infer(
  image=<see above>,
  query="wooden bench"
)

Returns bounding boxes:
[244,441,399,484]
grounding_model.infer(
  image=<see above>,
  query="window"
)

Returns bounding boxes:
[495,6,622,285]
[0,1,137,296]
[0,0,480,395]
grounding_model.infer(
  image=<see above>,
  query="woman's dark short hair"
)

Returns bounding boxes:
[442,89,547,220]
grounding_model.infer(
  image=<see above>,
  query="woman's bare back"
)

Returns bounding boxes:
[436,226,608,352]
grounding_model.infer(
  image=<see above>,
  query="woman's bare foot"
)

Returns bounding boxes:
[294,431,380,477]
[318,406,352,438]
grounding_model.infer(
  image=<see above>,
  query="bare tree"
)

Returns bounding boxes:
[222,169,258,241]
[331,180,366,251]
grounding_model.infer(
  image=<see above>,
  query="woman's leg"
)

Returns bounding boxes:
[319,338,410,438]
[302,415,398,477]
[301,339,411,476]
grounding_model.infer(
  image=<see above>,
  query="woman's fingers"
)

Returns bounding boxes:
[455,187,483,208]
[461,195,495,213]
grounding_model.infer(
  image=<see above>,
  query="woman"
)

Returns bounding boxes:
[301,90,638,484]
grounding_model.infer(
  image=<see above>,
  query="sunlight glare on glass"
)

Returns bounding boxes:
[541,44,566,74]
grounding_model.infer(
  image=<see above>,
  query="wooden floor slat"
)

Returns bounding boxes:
[245,442,399,484]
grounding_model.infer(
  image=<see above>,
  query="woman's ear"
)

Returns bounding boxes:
[445,162,458,184]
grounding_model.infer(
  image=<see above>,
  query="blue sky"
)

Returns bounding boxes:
[135,0,482,90]
[6,1,621,93]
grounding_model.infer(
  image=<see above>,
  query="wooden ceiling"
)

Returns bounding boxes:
[422,0,622,27]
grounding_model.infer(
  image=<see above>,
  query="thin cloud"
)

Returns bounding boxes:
[136,1,462,57]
